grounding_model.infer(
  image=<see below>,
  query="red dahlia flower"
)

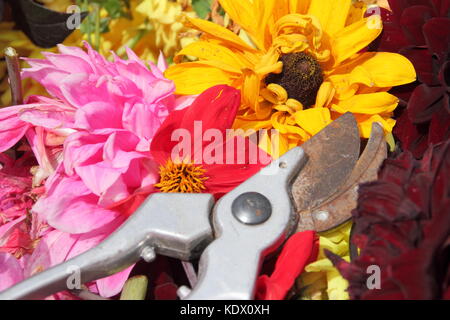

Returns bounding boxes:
[326,140,450,299]
[112,85,270,216]
[375,0,450,158]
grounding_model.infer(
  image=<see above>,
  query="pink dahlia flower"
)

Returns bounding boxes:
[0,43,193,297]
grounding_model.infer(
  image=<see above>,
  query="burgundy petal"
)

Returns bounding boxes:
[423,18,450,63]
[400,5,434,46]
[407,84,446,124]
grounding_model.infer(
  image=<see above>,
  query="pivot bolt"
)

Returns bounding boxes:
[231,192,272,225]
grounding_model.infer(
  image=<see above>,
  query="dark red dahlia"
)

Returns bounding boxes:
[375,0,450,158]
[326,140,450,300]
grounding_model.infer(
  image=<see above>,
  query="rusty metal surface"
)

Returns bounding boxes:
[296,123,387,232]
[291,113,360,214]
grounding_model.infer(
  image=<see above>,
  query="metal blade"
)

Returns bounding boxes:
[291,113,360,229]
[297,123,387,232]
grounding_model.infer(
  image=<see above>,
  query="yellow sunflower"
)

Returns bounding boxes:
[165,0,416,154]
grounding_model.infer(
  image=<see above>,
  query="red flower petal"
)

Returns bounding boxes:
[256,231,318,300]
[202,135,271,198]
[150,85,240,164]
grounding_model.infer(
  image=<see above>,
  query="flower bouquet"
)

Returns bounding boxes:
[0,0,448,301]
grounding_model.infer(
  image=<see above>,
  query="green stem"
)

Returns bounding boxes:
[94,3,101,51]
[120,275,149,300]
[4,47,23,106]
[83,0,92,46]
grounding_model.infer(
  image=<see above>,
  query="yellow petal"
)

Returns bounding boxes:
[332,92,398,115]
[331,18,382,65]
[320,237,349,257]
[349,52,417,87]
[308,0,352,35]
[345,0,366,26]
[327,268,350,300]
[271,0,291,24]
[294,0,312,14]
[273,34,310,54]
[271,112,310,141]
[218,0,256,34]
[354,114,396,138]
[165,62,235,95]
[253,0,277,49]
[305,258,334,272]
[258,129,291,159]
[255,47,282,74]
[294,108,331,136]
[315,81,335,108]
[185,17,256,52]
[261,83,288,105]
[234,116,272,131]
[174,40,247,70]
[321,222,352,243]
[241,68,261,111]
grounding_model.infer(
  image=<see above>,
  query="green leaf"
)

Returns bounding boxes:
[99,17,111,34]
[192,0,213,19]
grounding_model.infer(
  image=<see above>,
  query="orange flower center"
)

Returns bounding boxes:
[265,52,323,108]
[155,159,208,193]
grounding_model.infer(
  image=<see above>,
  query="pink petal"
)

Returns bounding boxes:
[19,103,75,129]
[97,176,130,207]
[122,101,163,140]
[56,44,91,64]
[75,164,122,197]
[0,105,31,152]
[102,131,145,168]
[59,73,101,108]
[25,128,59,181]
[25,230,76,276]
[96,265,134,298]
[41,52,94,74]
[21,61,70,101]
[32,174,120,234]
[75,101,123,131]
[157,52,168,72]
[0,253,24,291]
[63,132,105,175]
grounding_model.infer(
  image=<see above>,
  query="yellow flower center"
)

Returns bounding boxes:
[155,159,208,193]
[266,52,323,108]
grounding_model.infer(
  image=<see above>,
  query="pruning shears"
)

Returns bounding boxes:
[0,113,387,300]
